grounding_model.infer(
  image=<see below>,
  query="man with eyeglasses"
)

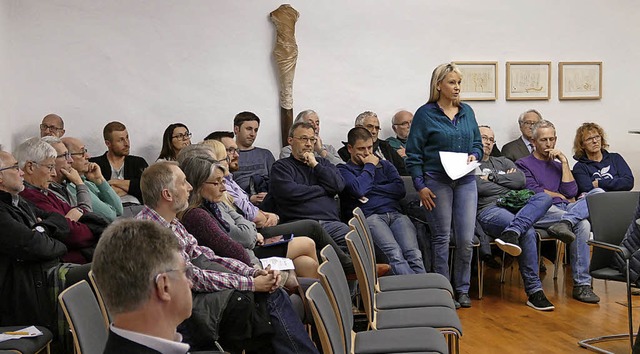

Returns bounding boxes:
[232,111,276,204]
[386,110,413,159]
[338,111,408,175]
[16,137,98,265]
[63,137,123,221]
[475,125,559,311]
[0,149,90,329]
[502,109,542,162]
[93,219,195,354]
[90,122,149,217]
[39,113,66,138]
[516,120,605,304]
[279,109,343,165]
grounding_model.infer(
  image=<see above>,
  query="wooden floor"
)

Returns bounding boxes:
[457,259,638,354]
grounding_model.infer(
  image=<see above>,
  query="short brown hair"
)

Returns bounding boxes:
[141,161,178,208]
[103,121,127,141]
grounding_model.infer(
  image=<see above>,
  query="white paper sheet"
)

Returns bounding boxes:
[439,151,481,180]
[260,257,296,271]
[0,326,43,343]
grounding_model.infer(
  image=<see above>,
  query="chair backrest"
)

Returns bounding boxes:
[305,282,344,354]
[344,230,376,324]
[587,191,640,271]
[348,216,378,286]
[58,280,108,354]
[318,247,354,353]
[88,271,111,329]
[351,208,376,262]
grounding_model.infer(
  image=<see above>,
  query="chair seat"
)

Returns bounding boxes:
[591,267,627,282]
[376,288,456,310]
[375,306,463,334]
[378,273,453,294]
[0,326,52,354]
[355,327,448,354]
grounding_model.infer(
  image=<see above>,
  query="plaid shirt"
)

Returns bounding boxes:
[136,206,258,292]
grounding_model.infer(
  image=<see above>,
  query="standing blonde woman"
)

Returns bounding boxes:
[405,63,483,308]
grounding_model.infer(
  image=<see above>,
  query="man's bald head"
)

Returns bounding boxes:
[0,150,25,195]
[391,110,413,140]
[40,114,65,138]
[0,151,12,166]
[62,137,90,174]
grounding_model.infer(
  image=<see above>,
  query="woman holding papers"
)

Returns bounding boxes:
[178,153,319,279]
[405,62,483,309]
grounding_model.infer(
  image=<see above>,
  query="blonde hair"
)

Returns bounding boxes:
[573,122,609,158]
[427,63,463,105]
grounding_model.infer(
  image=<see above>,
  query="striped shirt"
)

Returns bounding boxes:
[136,206,258,292]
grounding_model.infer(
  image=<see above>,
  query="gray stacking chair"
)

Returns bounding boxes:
[578,191,640,353]
[348,210,453,294]
[58,280,108,354]
[0,326,52,354]
[305,282,448,354]
[345,230,463,353]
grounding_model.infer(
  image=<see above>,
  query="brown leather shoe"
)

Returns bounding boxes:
[345,263,391,281]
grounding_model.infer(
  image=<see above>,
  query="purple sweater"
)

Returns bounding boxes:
[515,155,578,205]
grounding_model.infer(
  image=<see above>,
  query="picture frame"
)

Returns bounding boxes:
[453,61,498,101]
[506,61,551,100]
[558,62,602,100]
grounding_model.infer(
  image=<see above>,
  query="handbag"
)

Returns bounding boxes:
[496,189,535,213]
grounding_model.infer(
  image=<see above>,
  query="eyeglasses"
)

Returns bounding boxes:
[583,135,601,144]
[364,124,381,131]
[69,148,88,156]
[481,136,495,143]
[172,132,192,140]
[226,147,239,155]
[0,164,20,172]
[293,136,317,144]
[39,124,63,133]
[393,121,412,128]
[204,179,223,187]
[56,151,72,160]
[521,121,538,126]
[30,161,56,172]
[155,264,194,284]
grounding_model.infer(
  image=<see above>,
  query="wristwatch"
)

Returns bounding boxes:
[35,225,45,233]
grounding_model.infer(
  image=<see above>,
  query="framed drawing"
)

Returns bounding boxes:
[506,61,551,100]
[558,62,602,100]
[453,61,498,101]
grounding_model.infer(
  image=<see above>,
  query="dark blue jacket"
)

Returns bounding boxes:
[269,156,345,222]
[337,160,404,218]
[573,150,634,194]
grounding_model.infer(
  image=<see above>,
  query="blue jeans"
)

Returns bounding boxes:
[477,193,553,295]
[533,188,605,286]
[424,175,477,294]
[267,289,319,354]
[319,220,350,252]
[367,212,426,275]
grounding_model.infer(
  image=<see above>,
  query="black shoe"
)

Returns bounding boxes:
[539,261,547,273]
[547,221,577,243]
[495,230,522,257]
[526,290,555,311]
[481,254,502,269]
[457,293,471,308]
[454,300,461,309]
[573,285,600,303]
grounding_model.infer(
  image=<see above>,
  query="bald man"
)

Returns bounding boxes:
[387,110,413,159]
[39,114,65,138]
[63,137,123,221]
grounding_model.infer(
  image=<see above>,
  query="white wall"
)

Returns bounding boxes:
[3,0,640,187]
[0,0,9,150]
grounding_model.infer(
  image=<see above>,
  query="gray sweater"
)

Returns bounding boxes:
[476,156,526,212]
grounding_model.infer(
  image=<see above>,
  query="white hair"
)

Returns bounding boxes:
[14,137,57,168]
[354,111,378,126]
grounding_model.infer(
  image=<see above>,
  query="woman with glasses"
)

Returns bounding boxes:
[405,63,483,308]
[572,122,634,194]
[157,123,192,161]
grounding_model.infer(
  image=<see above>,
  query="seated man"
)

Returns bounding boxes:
[270,122,349,250]
[501,109,542,162]
[338,111,407,175]
[41,136,92,212]
[279,109,343,165]
[63,137,123,221]
[475,125,556,311]
[135,161,318,353]
[39,113,65,138]
[0,150,89,329]
[338,127,425,275]
[16,137,98,264]
[516,119,604,304]
[232,111,275,203]
[93,219,193,354]
[386,110,413,159]
[90,121,149,217]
